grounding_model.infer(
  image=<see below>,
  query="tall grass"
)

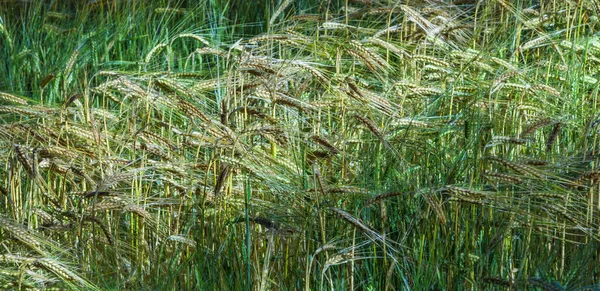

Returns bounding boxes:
[0,0,599,290]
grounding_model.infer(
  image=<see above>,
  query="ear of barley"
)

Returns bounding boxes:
[520,34,553,51]
[491,70,521,93]
[532,84,560,96]
[546,122,561,152]
[63,49,79,79]
[167,235,197,248]
[392,118,430,128]
[354,114,384,141]
[269,0,294,26]
[443,186,488,198]
[366,37,410,59]
[398,4,432,32]
[192,78,220,92]
[171,33,210,46]
[487,156,545,179]
[373,24,402,39]
[239,62,278,76]
[37,258,99,290]
[450,50,479,63]
[490,57,518,70]
[290,14,322,21]
[274,94,312,112]
[321,22,358,31]
[214,163,231,196]
[289,61,329,85]
[502,82,532,94]
[176,98,210,122]
[0,106,39,116]
[0,217,46,255]
[15,145,35,177]
[412,54,449,68]
[311,135,339,155]
[410,87,443,96]
[424,193,447,226]
[349,40,390,70]
[328,207,392,250]
[344,48,374,71]
[520,118,555,137]
[139,131,176,150]
[361,90,396,116]
[484,171,524,184]
[145,43,169,64]
[472,61,495,73]
[0,92,29,105]
[560,40,584,51]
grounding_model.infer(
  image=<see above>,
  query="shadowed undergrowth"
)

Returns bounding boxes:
[0,0,599,290]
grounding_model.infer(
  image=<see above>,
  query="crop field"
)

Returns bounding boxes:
[0,0,599,290]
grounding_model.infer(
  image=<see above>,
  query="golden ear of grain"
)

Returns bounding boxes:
[347,40,391,72]
[487,156,545,179]
[412,54,450,68]
[37,258,99,290]
[0,92,29,105]
[321,22,358,31]
[311,135,339,155]
[269,0,294,26]
[366,37,410,59]
[0,217,45,254]
[0,106,40,116]
[145,43,169,64]
[484,171,523,184]
[194,47,227,56]
[15,145,35,177]
[354,114,383,140]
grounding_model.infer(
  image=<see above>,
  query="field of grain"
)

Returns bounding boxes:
[0,0,599,290]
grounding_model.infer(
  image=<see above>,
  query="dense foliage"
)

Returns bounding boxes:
[0,0,599,290]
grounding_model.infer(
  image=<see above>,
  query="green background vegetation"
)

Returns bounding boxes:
[0,0,599,290]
